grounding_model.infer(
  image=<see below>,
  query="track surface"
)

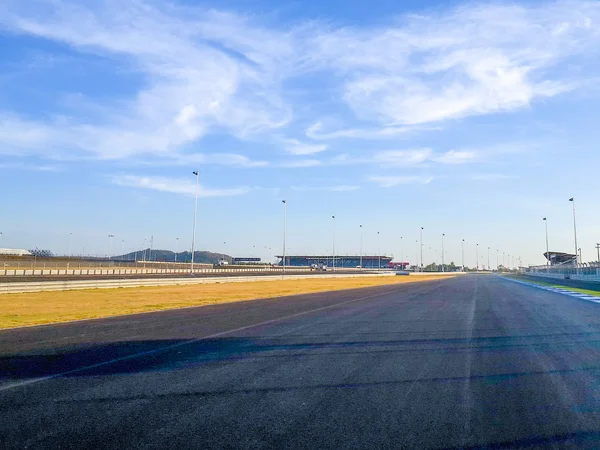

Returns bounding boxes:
[3,275,600,449]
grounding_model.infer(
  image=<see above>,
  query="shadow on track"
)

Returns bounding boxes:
[5,332,600,381]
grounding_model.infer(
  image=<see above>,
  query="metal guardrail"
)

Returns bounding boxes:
[0,272,396,294]
[523,271,600,283]
[527,264,600,279]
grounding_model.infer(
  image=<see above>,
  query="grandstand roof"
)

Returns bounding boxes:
[543,251,576,265]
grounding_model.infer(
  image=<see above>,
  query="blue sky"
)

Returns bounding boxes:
[1,0,600,266]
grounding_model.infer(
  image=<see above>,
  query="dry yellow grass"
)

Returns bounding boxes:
[0,274,455,329]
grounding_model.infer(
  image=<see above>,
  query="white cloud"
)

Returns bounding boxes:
[0,1,292,160]
[374,149,433,166]
[368,175,434,187]
[168,153,269,168]
[0,161,61,172]
[309,3,594,126]
[281,138,328,155]
[291,185,360,192]
[111,175,250,197]
[0,0,599,166]
[432,150,480,164]
[324,148,479,167]
[305,121,422,140]
[279,159,322,168]
[471,173,517,181]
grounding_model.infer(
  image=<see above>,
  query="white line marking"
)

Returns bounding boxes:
[0,285,422,392]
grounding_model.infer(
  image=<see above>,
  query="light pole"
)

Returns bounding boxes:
[543,217,549,268]
[596,243,600,264]
[359,225,363,270]
[569,198,578,264]
[190,170,199,274]
[282,200,287,274]
[415,240,418,272]
[441,233,445,272]
[68,232,73,259]
[377,231,381,270]
[175,237,179,263]
[476,244,479,271]
[496,249,499,271]
[400,236,404,270]
[108,234,114,259]
[420,227,424,272]
[121,240,125,259]
[462,239,465,272]
[332,215,336,271]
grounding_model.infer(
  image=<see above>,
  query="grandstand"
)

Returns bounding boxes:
[543,251,577,265]
[29,249,55,257]
[277,255,393,269]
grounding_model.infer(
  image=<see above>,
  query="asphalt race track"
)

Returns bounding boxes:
[3,275,600,449]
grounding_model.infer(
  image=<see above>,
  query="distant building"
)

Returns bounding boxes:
[277,255,393,269]
[388,261,410,270]
[0,248,32,256]
[232,257,262,264]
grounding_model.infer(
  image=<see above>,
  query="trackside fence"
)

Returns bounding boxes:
[526,263,600,283]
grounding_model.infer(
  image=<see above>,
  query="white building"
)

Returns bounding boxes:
[0,248,33,257]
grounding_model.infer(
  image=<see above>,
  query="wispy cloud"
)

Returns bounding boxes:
[291,185,360,192]
[374,149,433,166]
[325,148,479,167]
[168,153,269,168]
[0,161,62,172]
[0,0,599,169]
[281,138,328,155]
[470,173,517,181]
[305,121,423,140]
[279,159,322,168]
[111,175,251,197]
[0,1,292,160]
[368,175,434,187]
[432,150,480,165]
[309,3,591,126]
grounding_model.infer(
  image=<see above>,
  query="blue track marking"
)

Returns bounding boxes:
[503,276,600,303]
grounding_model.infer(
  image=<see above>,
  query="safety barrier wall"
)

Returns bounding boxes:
[0,267,312,277]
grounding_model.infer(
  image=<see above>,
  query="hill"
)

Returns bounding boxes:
[116,249,232,264]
